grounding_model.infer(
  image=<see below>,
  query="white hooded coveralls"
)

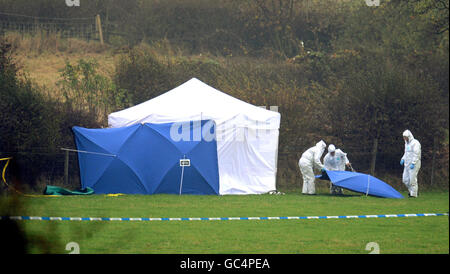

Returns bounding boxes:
[298,140,326,194]
[324,148,350,194]
[324,149,349,171]
[401,130,421,197]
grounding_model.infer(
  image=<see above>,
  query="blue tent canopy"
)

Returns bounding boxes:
[73,121,220,195]
[316,170,404,199]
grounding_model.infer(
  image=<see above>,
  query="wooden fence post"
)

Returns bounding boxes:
[370,137,378,175]
[96,14,104,45]
[430,135,438,186]
[64,150,69,185]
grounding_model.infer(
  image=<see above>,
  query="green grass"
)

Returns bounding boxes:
[1,190,448,254]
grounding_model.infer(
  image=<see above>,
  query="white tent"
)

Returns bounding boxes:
[108,78,281,195]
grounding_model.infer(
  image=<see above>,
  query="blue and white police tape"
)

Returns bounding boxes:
[1,213,447,222]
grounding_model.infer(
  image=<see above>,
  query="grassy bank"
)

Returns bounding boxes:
[1,191,448,254]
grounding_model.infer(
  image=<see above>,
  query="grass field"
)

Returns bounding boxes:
[1,190,448,254]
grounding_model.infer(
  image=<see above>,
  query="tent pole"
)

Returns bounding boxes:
[179,155,186,195]
[179,166,184,195]
[61,148,116,157]
[274,129,279,190]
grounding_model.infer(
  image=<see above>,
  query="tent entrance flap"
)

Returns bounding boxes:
[73,120,220,195]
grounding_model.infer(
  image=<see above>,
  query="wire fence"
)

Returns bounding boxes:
[0,11,245,53]
[0,150,82,195]
[1,147,447,196]
[0,11,99,41]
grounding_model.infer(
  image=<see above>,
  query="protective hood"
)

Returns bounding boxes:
[328,144,336,153]
[403,130,414,143]
[316,140,326,149]
[316,140,326,154]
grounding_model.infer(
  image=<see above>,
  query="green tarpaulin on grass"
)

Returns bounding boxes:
[44,185,94,196]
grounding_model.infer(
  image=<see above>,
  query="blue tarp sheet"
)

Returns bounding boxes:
[316,170,404,199]
[73,121,220,195]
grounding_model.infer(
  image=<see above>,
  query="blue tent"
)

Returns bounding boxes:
[316,170,404,199]
[73,121,220,195]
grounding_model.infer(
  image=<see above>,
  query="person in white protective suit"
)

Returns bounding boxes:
[323,144,351,195]
[400,130,421,198]
[298,140,326,194]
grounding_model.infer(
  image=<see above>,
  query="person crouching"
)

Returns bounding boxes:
[298,140,326,195]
